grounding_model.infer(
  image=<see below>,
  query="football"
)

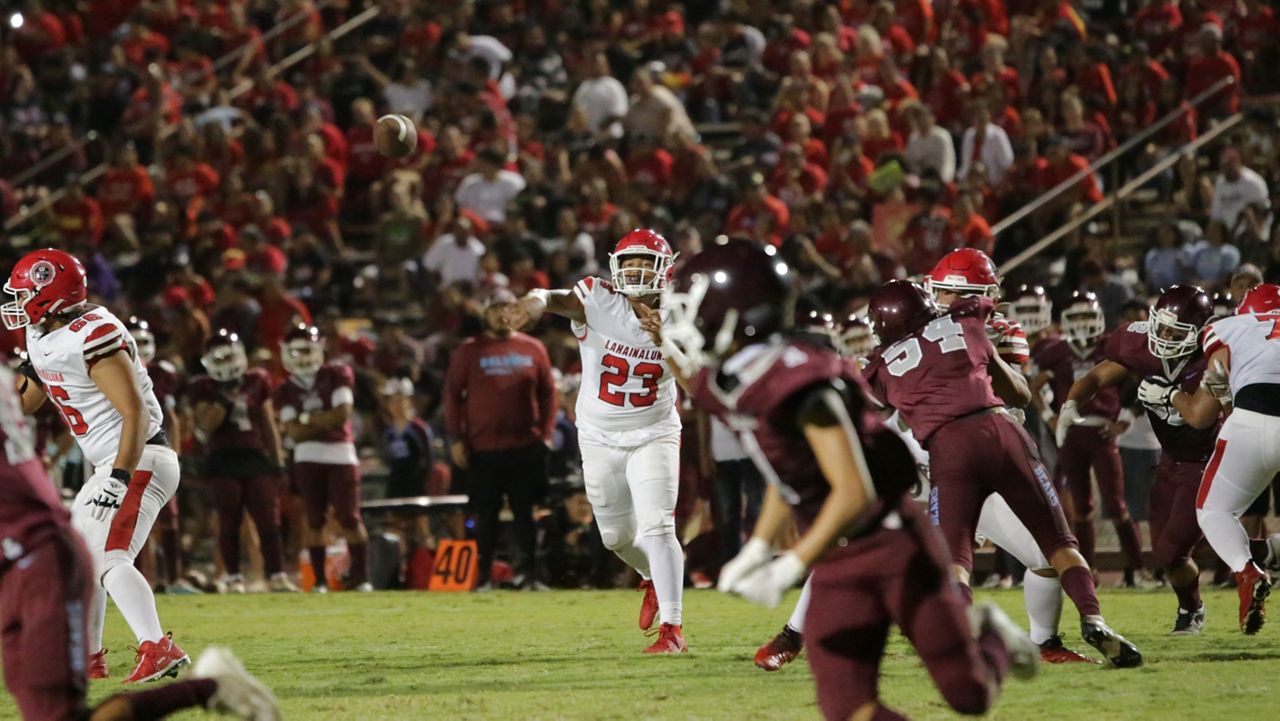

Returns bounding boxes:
[375,113,418,158]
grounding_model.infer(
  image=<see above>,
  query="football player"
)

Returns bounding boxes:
[1030,292,1146,581]
[862,281,1142,667]
[0,362,281,720]
[1061,286,1223,633]
[663,239,1037,720]
[1167,284,1280,634]
[505,229,687,653]
[125,317,197,595]
[188,331,296,594]
[5,249,188,683]
[273,324,371,593]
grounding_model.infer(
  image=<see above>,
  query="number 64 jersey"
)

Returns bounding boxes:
[862,296,1003,447]
[571,277,680,438]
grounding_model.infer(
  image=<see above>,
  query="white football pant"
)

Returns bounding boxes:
[1196,408,1280,573]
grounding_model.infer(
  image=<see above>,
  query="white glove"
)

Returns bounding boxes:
[1138,378,1177,409]
[88,479,127,522]
[729,552,807,609]
[718,537,773,593]
[1054,400,1081,449]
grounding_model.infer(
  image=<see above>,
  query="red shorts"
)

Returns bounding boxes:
[1,528,93,721]
[927,411,1076,572]
[1149,454,1206,569]
[293,462,362,528]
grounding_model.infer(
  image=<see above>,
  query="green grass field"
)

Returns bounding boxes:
[3,587,1276,720]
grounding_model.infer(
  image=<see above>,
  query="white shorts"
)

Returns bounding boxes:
[977,492,1050,571]
[71,444,181,579]
[579,429,680,539]
[1196,408,1280,517]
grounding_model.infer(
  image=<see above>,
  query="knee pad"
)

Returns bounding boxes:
[597,515,637,551]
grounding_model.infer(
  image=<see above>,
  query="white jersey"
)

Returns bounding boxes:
[1202,311,1280,398]
[570,277,680,437]
[25,307,164,467]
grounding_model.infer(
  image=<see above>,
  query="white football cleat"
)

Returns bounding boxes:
[353,582,374,592]
[269,573,300,593]
[192,647,282,721]
[973,602,1039,680]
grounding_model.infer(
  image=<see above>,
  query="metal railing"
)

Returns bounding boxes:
[4,5,381,234]
[990,75,1236,239]
[997,112,1244,276]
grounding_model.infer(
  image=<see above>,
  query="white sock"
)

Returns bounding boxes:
[88,585,108,654]
[1198,509,1252,573]
[103,564,164,643]
[1023,571,1063,645]
[787,575,814,634]
[642,533,684,626]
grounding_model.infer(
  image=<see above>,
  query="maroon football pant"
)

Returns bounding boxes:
[1060,426,1144,570]
[294,462,362,530]
[208,475,285,577]
[928,411,1076,574]
[804,501,1010,720]
[1,529,92,721]
[1149,456,1206,573]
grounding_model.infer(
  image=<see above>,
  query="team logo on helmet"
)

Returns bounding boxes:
[28,261,56,287]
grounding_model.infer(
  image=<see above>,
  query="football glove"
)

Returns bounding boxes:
[1138,378,1177,409]
[717,537,773,594]
[1054,400,1082,449]
[88,479,127,522]
[728,552,807,609]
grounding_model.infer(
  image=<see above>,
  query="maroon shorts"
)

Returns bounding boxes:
[1,528,93,721]
[804,500,1001,720]
[1149,454,1206,570]
[293,462,362,529]
[1060,425,1128,519]
[928,411,1075,573]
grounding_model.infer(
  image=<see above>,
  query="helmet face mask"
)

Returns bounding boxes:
[661,271,716,369]
[203,342,248,383]
[1147,307,1198,359]
[133,330,156,364]
[0,283,34,330]
[282,339,325,377]
[610,251,673,296]
[925,276,1000,309]
[1061,305,1105,344]
[1008,295,1052,334]
[838,319,876,358]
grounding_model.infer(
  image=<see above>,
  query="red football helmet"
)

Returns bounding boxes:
[609,229,678,296]
[2,249,88,330]
[1148,285,1213,360]
[868,281,938,346]
[202,329,247,383]
[1061,291,1105,344]
[1237,284,1280,315]
[281,323,325,378]
[835,313,876,358]
[1005,284,1052,335]
[924,248,1000,308]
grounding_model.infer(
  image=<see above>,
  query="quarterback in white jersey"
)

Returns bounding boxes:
[4,248,189,682]
[506,229,687,654]
[1150,283,1280,634]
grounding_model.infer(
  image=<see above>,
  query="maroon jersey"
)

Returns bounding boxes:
[187,368,273,451]
[274,363,357,466]
[1102,321,1220,463]
[862,296,1003,446]
[147,359,181,416]
[0,367,68,555]
[687,340,916,533]
[1032,335,1120,420]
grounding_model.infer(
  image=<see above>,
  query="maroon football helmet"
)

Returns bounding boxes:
[1061,291,1105,345]
[868,281,938,346]
[663,238,793,366]
[1211,291,1234,319]
[126,316,156,365]
[1148,285,1212,360]
[281,323,325,377]
[202,329,247,383]
[1005,284,1052,335]
[1237,284,1280,315]
[794,295,834,335]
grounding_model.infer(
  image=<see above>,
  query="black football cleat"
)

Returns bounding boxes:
[1081,616,1143,668]
[1170,606,1206,636]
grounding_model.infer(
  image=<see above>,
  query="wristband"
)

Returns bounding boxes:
[527,289,551,306]
[110,468,132,483]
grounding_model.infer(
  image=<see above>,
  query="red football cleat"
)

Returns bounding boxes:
[1038,635,1098,664]
[643,623,687,654]
[123,633,190,684]
[1235,562,1271,635]
[638,580,658,630]
[88,649,109,679]
[754,626,802,671]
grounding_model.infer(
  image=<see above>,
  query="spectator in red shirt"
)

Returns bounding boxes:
[1033,135,1102,234]
[1071,44,1119,113]
[900,178,955,274]
[974,37,1020,107]
[256,271,313,368]
[769,143,829,208]
[97,143,154,225]
[166,147,220,216]
[783,112,830,169]
[13,0,66,63]
[724,172,790,247]
[444,290,556,588]
[121,22,170,68]
[953,193,994,255]
[920,48,970,133]
[1134,0,1183,55]
[508,251,550,296]
[624,134,674,199]
[1184,24,1241,119]
[50,175,103,247]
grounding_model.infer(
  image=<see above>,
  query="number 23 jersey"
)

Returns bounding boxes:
[862,296,1003,446]
[571,277,679,435]
[24,307,164,468]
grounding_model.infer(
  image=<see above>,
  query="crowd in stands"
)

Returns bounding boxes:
[1,0,1278,588]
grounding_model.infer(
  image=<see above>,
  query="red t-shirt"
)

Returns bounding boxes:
[52,197,104,245]
[168,163,221,203]
[96,165,154,218]
[345,125,385,183]
[724,195,790,247]
[1134,1,1182,54]
[1037,154,1102,203]
[1185,51,1241,117]
[626,149,675,187]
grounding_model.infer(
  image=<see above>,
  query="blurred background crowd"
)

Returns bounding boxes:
[1,0,1278,590]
